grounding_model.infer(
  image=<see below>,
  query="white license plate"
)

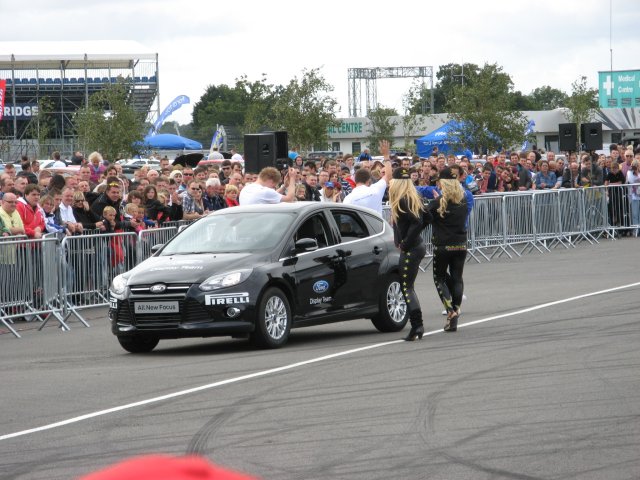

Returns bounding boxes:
[134,301,179,314]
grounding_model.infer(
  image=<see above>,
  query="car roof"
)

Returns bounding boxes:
[208,201,381,218]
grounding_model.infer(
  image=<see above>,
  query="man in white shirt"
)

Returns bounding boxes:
[209,147,224,160]
[343,140,392,216]
[239,166,297,205]
[58,187,83,234]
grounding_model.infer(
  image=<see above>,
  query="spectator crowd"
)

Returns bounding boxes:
[1,142,640,241]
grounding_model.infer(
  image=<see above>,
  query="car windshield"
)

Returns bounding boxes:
[160,212,294,255]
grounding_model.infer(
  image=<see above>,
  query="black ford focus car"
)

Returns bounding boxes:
[109,202,408,352]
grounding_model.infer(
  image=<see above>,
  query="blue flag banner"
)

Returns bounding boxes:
[210,129,223,151]
[521,119,536,151]
[148,95,190,136]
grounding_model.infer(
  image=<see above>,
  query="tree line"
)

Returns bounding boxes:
[29,63,598,159]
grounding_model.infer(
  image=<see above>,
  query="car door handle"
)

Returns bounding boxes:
[372,246,382,255]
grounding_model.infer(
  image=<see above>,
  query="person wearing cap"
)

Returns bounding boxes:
[422,167,469,332]
[343,140,392,216]
[389,167,427,341]
[288,151,301,165]
[320,181,341,203]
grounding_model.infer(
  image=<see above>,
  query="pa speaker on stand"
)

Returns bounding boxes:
[580,122,603,151]
[244,133,276,173]
[558,123,577,152]
[243,131,290,173]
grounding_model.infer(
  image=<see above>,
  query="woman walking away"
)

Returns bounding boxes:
[423,167,468,332]
[389,167,427,341]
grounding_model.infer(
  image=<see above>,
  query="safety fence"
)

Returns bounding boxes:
[384,184,639,269]
[2,185,639,338]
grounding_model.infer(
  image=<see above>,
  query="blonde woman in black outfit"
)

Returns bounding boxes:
[390,167,427,341]
[423,167,468,332]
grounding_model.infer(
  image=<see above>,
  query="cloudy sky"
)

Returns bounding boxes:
[3,0,639,127]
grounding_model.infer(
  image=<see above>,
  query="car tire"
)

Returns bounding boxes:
[250,287,291,348]
[117,335,159,353]
[371,274,408,332]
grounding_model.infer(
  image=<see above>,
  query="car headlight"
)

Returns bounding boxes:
[199,269,252,292]
[110,273,131,297]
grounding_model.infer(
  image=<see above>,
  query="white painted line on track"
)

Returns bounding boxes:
[2,281,639,442]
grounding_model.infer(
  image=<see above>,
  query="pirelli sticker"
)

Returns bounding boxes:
[205,292,250,306]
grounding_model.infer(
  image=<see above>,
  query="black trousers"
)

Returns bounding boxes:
[432,245,467,314]
[399,243,426,327]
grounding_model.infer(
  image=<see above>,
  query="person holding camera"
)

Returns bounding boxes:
[239,166,298,205]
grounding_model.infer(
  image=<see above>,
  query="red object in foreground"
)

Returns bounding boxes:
[79,455,258,480]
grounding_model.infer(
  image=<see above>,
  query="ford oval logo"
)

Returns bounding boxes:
[313,280,329,293]
[149,283,167,294]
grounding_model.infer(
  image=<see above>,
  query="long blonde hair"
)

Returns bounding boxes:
[437,179,465,218]
[389,179,424,223]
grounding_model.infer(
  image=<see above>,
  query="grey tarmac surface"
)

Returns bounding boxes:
[1,238,639,480]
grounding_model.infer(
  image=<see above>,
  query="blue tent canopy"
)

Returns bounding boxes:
[140,133,202,150]
[415,121,474,159]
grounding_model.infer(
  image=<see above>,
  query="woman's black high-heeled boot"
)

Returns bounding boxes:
[404,325,424,341]
[444,310,459,332]
[404,310,424,341]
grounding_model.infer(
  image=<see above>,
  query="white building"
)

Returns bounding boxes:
[325,108,640,155]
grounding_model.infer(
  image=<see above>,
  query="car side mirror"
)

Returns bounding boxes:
[150,244,164,255]
[295,237,318,253]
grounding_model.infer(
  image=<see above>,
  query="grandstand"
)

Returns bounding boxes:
[0,41,158,161]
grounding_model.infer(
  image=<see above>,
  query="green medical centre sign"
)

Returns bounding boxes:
[599,70,640,108]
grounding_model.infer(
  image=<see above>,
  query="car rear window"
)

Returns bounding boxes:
[331,210,369,240]
[361,213,384,234]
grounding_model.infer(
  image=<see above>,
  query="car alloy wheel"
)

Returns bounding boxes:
[370,274,408,333]
[386,280,407,324]
[251,287,291,348]
[264,295,288,340]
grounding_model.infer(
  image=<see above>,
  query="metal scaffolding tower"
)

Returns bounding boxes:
[348,66,434,117]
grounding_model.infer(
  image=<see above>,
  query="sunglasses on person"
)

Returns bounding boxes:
[190,187,201,191]
[183,173,194,176]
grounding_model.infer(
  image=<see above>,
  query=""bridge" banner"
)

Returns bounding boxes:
[0,80,6,122]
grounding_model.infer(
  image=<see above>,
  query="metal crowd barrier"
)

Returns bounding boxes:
[161,220,194,229]
[531,190,565,250]
[469,194,508,260]
[0,236,66,338]
[605,183,637,237]
[57,232,139,327]
[2,186,639,339]
[583,186,609,240]
[136,226,178,262]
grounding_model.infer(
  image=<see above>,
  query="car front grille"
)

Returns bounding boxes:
[129,284,191,296]
[116,284,215,329]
